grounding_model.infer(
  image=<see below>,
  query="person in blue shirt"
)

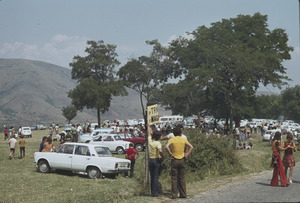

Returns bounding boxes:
[39,136,47,152]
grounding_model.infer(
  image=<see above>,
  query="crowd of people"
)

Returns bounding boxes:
[3,119,300,198]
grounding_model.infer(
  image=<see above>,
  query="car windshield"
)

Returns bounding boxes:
[94,147,113,157]
[23,127,30,130]
[113,135,122,140]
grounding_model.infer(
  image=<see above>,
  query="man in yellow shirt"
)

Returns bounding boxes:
[148,124,164,197]
[165,127,193,199]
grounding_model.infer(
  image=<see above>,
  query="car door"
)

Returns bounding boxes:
[71,145,91,171]
[101,135,115,151]
[51,144,74,169]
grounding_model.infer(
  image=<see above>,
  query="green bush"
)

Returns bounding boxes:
[160,130,243,182]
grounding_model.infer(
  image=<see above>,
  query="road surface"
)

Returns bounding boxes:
[179,165,300,202]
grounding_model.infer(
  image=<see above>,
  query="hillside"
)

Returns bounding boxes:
[0,58,170,127]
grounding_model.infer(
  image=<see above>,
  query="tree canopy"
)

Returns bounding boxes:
[61,105,77,124]
[150,13,293,131]
[68,40,126,126]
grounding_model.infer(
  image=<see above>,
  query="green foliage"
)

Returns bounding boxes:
[149,13,293,131]
[281,85,300,122]
[160,130,243,182]
[69,40,127,126]
[61,105,77,123]
[253,94,282,119]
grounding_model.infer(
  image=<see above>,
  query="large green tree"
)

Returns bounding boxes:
[152,13,293,132]
[117,56,158,119]
[281,85,300,122]
[68,40,126,126]
[61,105,77,124]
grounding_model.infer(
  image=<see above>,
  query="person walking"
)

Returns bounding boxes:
[282,133,296,184]
[165,127,194,199]
[148,123,164,197]
[270,131,289,187]
[125,143,140,177]
[8,135,17,160]
[4,127,8,140]
[19,135,26,159]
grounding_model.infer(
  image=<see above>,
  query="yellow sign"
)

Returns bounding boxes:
[147,104,159,125]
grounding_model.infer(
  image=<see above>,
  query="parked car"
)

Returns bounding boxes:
[33,143,130,179]
[21,127,32,138]
[36,124,46,130]
[31,126,38,131]
[89,134,131,154]
[79,128,114,143]
[263,129,280,143]
[115,132,146,152]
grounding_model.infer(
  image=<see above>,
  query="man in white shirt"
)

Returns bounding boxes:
[161,124,187,140]
[76,124,82,135]
[8,135,17,160]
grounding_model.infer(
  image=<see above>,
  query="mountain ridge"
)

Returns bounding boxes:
[0,58,169,127]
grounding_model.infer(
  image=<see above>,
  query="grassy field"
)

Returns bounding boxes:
[0,129,299,203]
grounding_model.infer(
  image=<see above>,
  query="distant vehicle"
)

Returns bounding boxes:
[115,132,146,152]
[21,127,32,138]
[31,126,38,131]
[33,143,130,179]
[159,115,183,124]
[89,134,131,154]
[79,128,114,143]
[36,124,46,130]
[239,120,248,128]
[263,129,280,142]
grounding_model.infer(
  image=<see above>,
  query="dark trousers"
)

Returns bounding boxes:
[171,159,186,198]
[149,159,162,196]
[129,159,135,177]
[20,147,25,158]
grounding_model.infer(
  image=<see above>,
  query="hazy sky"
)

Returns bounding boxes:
[0,0,299,92]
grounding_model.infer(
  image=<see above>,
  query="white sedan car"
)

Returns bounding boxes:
[21,127,32,138]
[34,143,130,179]
[79,128,114,143]
[262,129,280,142]
[89,134,131,154]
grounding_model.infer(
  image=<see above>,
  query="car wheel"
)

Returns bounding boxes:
[38,160,50,173]
[135,143,144,152]
[87,167,101,179]
[116,147,125,155]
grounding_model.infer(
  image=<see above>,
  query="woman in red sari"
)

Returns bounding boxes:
[270,132,289,187]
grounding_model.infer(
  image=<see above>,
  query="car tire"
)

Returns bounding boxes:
[38,160,50,173]
[116,147,125,155]
[135,143,144,152]
[87,167,101,179]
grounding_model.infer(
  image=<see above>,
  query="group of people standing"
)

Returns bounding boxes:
[147,123,194,199]
[271,131,298,187]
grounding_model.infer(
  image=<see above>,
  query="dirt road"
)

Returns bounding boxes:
[179,165,300,202]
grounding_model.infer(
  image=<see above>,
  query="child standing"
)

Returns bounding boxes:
[125,143,140,177]
[282,133,296,184]
[19,135,26,159]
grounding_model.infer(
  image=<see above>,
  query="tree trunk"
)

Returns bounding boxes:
[97,108,101,128]
[229,100,234,134]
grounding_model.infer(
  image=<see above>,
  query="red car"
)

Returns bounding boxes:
[114,132,146,152]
